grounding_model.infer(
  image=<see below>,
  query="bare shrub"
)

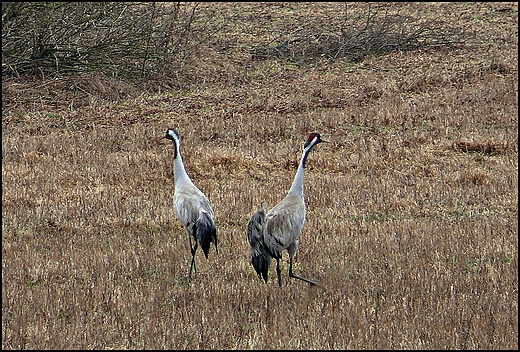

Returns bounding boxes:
[250,2,467,63]
[2,2,202,79]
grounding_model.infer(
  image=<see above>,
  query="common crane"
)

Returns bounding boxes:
[163,128,218,280]
[247,132,326,287]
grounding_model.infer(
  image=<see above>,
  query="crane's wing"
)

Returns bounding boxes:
[174,186,214,229]
[174,185,217,257]
[264,194,305,256]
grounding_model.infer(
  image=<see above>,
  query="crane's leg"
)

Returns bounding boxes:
[289,257,317,286]
[276,258,282,287]
[188,235,198,279]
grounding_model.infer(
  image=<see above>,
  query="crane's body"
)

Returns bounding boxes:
[263,193,305,260]
[164,128,218,279]
[247,132,325,287]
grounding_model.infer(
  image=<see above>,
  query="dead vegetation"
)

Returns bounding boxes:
[453,139,510,156]
[2,2,518,350]
[2,2,202,79]
[250,2,466,63]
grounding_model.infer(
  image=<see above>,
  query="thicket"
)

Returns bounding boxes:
[2,2,203,79]
[2,2,465,80]
[251,2,466,63]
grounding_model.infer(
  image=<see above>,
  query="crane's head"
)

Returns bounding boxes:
[304,132,327,151]
[163,128,180,142]
[163,128,180,158]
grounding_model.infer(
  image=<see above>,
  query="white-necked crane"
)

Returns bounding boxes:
[163,128,218,280]
[247,132,326,287]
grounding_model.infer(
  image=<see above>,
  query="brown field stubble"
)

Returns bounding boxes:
[2,2,518,349]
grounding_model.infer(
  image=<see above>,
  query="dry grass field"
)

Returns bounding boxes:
[2,2,518,349]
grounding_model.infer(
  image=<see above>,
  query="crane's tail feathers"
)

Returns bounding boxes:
[196,211,217,259]
[251,247,272,283]
[247,204,267,247]
[247,203,270,282]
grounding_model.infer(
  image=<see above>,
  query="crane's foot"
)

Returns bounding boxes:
[289,272,317,286]
[288,257,318,286]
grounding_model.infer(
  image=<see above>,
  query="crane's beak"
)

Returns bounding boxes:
[158,133,168,142]
[320,133,331,143]
[160,130,170,139]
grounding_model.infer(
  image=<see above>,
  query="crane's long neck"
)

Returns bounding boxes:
[288,148,310,197]
[172,141,192,185]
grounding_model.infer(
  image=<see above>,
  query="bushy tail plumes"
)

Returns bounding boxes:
[196,211,217,259]
[251,245,272,283]
[247,203,271,283]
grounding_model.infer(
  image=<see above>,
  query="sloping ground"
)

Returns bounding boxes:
[2,2,518,349]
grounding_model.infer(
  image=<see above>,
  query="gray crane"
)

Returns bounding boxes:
[163,128,218,279]
[247,132,326,287]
